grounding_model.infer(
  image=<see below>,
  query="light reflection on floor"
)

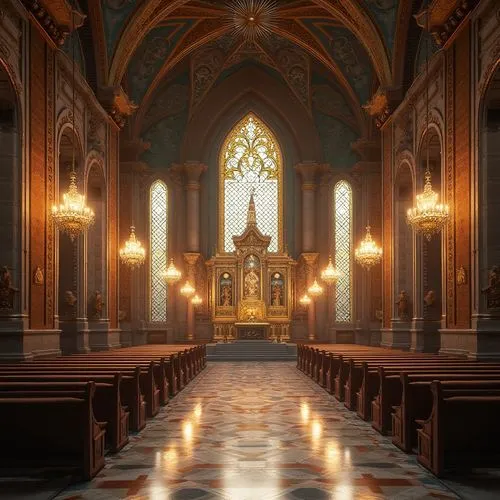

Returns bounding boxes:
[57,362,457,499]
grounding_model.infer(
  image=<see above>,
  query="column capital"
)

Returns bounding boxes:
[183,252,202,267]
[300,252,320,268]
[172,162,207,189]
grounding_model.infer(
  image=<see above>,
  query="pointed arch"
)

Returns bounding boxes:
[149,180,168,322]
[219,113,283,253]
[333,180,353,322]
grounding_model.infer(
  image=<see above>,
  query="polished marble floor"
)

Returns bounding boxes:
[57,362,459,500]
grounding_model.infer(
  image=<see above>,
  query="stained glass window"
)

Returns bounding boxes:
[220,113,281,252]
[150,180,168,322]
[334,180,352,322]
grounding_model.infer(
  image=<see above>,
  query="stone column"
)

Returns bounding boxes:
[302,253,319,340]
[184,253,200,341]
[295,163,319,252]
[184,162,207,253]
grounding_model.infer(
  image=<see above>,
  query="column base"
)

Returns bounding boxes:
[439,325,500,360]
[354,327,371,345]
[147,324,175,344]
[381,320,411,350]
[328,326,355,344]
[60,319,90,354]
[410,319,441,353]
[88,320,121,351]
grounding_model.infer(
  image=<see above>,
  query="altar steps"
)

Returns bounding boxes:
[206,340,297,361]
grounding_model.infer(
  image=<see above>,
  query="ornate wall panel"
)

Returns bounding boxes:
[453,26,471,329]
[30,27,48,329]
[382,126,393,328]
[108,128,119,328]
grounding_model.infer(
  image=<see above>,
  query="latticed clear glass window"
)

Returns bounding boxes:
[220,113,282,252]
[334,180,352,322]
[150,180,168,322]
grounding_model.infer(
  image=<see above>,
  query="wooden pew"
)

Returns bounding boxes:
[0,371,146,432]
[416,380,500,476]
[349,359,500,415]
[391,372,500,452]
[0,382,106,481]
[0,362,160,419]
[0,377,128,453]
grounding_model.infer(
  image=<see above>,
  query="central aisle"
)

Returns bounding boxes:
[58,362,457,500]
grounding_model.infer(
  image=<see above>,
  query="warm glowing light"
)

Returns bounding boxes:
[119,225,146,268]
[311,419,322,441]
[163,258,182,284]
[191,294,202,306]
[300,402,310,424]
[308,279,323,297]
[321,256,342,284]
[180,280,195,297]
[299,294,312,306]
[51,172,95,241]
[354,225,382,270]
[407,169,449,240]
[182,421,193,442]
[194,403,202,421]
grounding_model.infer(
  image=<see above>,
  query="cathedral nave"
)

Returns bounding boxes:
[1,0,500,498]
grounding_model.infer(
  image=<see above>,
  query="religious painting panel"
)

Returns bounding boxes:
[219,272,233,307]
[243,254,261,300]
[270,272,285,307]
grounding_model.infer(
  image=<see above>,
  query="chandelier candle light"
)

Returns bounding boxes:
[51,13,94,241]
[191,294,202,306]
[180,280,196,297]
[355,225,383,269]
[321,257,342,284]
[119,226,146,268]
[164,258,182,284]
[299,294,312,306]
[407,2,449,240]
[308,279,323,297]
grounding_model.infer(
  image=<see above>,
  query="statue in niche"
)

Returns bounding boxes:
[424,290,436,307]
[91,290,104,319]
[219,272,232,307]
[244,255,260,298]
[0,266,17,310]
[64,290,77,319]
[482,266,500,309]
[270,272,284,307]
[396,290,410,320]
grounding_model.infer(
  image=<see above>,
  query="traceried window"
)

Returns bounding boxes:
[220,113,282,252]
[334,180,352,322]
[150,180,168,322]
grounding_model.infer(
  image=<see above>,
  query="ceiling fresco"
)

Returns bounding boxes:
[363,0,399,57]
[101,0,140,59]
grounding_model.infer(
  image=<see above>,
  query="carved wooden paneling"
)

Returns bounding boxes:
[382,127,393,328]
[30,27,47,329]
[454,25,471,329]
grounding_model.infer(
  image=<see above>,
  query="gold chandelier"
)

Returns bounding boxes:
[321,257,342,284]
[52,172,95,241]
[180,280,195,297]
[191,294,202,306]
[308,279,323,297]
[355,225,382,269]
[299,293,312,306]
[119,225,145,268]
[164,258,182,284]
[407,4,449,241]
[406,170,449,240]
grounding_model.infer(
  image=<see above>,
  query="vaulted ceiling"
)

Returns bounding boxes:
[68,0,440,168]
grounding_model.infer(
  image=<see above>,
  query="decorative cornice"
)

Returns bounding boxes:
[416,1,480,48]
[98,86,137,129]
[21,0,85,48]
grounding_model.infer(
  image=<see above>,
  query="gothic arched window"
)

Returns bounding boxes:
[219,113,282,252]
[150,180,168,322]
[333,180,353,322]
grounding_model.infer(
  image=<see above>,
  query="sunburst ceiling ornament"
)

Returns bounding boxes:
[226,0,278,42]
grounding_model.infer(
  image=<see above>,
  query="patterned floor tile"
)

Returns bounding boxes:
[56,362,459,500]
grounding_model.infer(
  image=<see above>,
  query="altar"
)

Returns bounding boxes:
[235,322,269,340]
[207,195,295,342]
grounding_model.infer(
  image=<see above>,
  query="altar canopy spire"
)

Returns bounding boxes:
[247,191,257,227]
